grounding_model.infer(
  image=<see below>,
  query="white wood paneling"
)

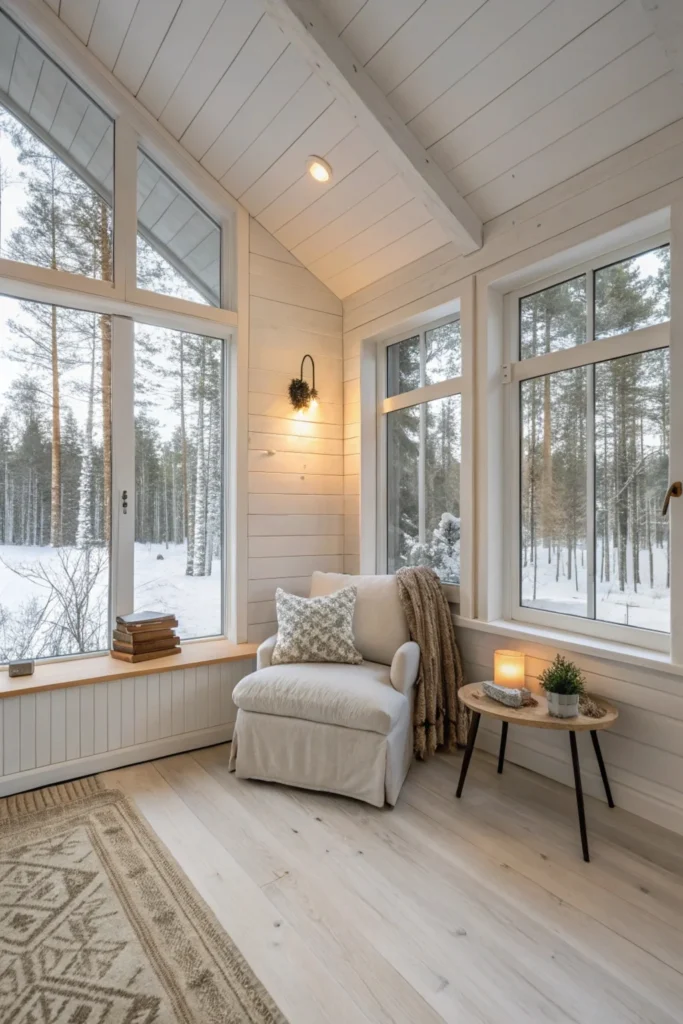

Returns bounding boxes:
[458,625,683,835]
[247,217,343,638]
[0,659,254,795]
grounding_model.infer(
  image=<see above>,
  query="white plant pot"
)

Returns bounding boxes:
[546,691,579,718]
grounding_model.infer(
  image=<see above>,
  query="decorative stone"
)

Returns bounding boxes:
[482,680,531,708]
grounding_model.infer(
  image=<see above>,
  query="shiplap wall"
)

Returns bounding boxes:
[341,117,683,835]
[0,660,253,797]
[459,627,683,837]
[248,219,344,642]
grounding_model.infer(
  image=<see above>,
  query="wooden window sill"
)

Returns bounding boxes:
[0,640,258,699]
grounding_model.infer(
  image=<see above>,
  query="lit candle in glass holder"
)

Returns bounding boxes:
[494,650,526,689]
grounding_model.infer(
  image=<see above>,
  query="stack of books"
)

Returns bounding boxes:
[111,611,180,663]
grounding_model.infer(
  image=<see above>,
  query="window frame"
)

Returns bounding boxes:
[503,231,672,653]
[0,10,240,664]
[377,313,466,604]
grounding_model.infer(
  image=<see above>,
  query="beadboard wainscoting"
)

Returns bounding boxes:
[248,219,345,643]
[457,626,683,837]
[0,660,254,797]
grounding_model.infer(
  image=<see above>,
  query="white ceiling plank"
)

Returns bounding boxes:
[311,197,432,282]
[0,19,20,92]
[236,101,358,215]
[261,0,483,253]
[9,36,44,109]
[221,79,340,202]
[113,0,183,97]
[316,0,367,35]
[159,2,267,141]
[338,0,424,67]
[641,0,683,83]
[87,0,139,71]
[389,0,550,126]
[257,125,376,234]
[275,149,396,250]
[466,72,683,221]
[180,18,287,158]
[30,56,67,129]
[291,175,413,265]
[452,37,671,197]
[136,0,226,116]
[430,0,649,173]
[59,0,99,46]
[325,218,450,297]
[364,0,487,96]
[200,44,310,178]
[415,0,626,155]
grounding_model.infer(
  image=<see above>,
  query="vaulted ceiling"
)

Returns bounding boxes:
[25,0,683,296]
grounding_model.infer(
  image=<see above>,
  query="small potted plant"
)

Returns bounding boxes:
[538,655,585,718]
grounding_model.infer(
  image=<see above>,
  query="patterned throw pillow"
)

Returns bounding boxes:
[271,586,363,665]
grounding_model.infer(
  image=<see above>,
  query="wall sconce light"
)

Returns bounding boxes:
[493,650,526,688]
[289,354,319,413]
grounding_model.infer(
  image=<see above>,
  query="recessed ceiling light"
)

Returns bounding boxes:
[307,156,332,183]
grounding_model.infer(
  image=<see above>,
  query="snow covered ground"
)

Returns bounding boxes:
[0,543,222,661]
[133,542,221,638]
[522,542,669,633]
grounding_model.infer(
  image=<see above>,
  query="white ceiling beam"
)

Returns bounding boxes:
[641,0,683,84]
[261,0,483,255]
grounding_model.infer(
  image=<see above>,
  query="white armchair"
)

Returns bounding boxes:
[229,572,420,807]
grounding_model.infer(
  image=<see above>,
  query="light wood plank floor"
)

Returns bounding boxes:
[102,745,683,1024]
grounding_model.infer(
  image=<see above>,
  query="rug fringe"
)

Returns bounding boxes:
[0,775,102,821]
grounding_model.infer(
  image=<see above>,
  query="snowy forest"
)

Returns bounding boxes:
[0,108,223,662]
[387,321,462,584]
[520,246,670,632]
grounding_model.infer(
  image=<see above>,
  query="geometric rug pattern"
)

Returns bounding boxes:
[0,777,287,1023]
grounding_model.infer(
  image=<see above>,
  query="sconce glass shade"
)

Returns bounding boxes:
[493,650,526,688]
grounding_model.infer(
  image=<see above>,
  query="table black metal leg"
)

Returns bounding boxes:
[497,721,508,774]
[569,732,590,863]
[590,730,615,808]
[456,712,480,798]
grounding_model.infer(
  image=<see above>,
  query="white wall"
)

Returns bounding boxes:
[247,219,344,642]
[342,117,683,835]
[0,660,253,797]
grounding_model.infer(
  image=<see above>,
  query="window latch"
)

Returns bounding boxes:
[122,489,128,515]
[662,482,682,517]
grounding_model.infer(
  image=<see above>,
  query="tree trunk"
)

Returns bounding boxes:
[100,203,112,547]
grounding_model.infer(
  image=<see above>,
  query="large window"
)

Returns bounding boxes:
[511,241,671,646]
[134,325,223,639]
[0,296,111,661]
[0,12,233,665]
[137,151,221,307]
[382,317,462,585]
[0,10,113,279]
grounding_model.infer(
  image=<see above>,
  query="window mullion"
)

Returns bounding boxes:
[110,316,135,624]
[113,118,138,301]
[585,270,596,620]
[419,332,426,544]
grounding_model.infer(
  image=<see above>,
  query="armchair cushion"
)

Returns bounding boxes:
[232,661,408,736]
[309,571,409,665]
[256,634,277,670]
[390,641,420,695]
[272,586,363,665]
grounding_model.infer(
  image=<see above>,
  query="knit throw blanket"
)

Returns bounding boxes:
[396,566,469,758]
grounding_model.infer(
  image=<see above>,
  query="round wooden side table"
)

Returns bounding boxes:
[455,681,619,862]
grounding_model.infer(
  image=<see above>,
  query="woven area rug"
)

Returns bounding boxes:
[0,777,287,1023]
